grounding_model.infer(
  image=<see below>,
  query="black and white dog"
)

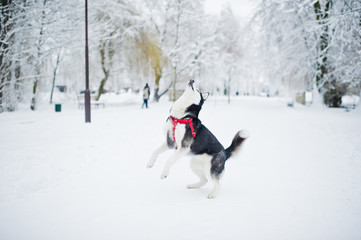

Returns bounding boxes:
[147,80,248,198]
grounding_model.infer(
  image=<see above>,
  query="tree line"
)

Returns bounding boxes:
[1,0,360,112]
[1,0,244,111]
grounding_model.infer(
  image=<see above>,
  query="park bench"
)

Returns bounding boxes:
[345,104,356,112]
[77,92,105,109]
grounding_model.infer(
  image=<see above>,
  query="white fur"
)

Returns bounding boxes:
[146,142,168,168]
[159,123,190,178]
[160,147,188,179]
[186,154,221,198]
[186,154,210,189]
[174,124,187,147]
[169,85,201,119]
[239,130,249,139]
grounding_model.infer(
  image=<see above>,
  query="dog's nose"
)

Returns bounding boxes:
[188,80,195,87]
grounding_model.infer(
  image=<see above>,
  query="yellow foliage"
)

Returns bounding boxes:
[138,31,165,85]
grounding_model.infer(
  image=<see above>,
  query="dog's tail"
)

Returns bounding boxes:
[225,130,249,160]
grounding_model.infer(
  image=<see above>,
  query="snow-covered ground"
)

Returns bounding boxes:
[1,95,361,240]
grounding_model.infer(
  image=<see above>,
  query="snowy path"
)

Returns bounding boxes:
[0,97,361,240]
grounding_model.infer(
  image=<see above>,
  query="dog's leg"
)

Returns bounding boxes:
[160,148,187,179]
[207,178,220,199]
[187,156,208,189]
[146,142,168,168]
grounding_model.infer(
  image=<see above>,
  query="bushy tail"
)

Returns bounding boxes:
[225,130,249,160]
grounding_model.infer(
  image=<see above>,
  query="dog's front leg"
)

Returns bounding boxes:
[147,142,168,168]
[161,148,188,179]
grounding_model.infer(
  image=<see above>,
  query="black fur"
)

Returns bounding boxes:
[185,104,202,118]
[177,93,246,178]
[188,121,246,178]
[190,123,224,155]
[225,131,247,159]
[211,151,227,178]
[184,91,205,118]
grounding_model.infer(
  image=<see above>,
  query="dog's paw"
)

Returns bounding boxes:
[186,180,207,189]
[146,162,154,168]
[207,193,217,199]
[160,173,168,179]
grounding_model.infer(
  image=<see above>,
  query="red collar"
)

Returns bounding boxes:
[169,116,196,143]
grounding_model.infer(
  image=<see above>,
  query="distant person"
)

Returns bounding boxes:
[142,83,150,108]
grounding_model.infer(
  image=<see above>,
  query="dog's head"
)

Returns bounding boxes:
[170,80,209,118]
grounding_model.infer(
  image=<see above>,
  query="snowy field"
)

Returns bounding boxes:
[1,96,361,240]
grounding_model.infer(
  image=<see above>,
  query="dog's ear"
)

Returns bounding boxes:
[202,92,209,101]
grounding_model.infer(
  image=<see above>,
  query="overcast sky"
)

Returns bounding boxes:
[204,0,259,19]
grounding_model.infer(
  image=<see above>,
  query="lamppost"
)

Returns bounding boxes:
[85,0,91,122]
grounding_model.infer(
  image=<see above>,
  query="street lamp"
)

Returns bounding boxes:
[85,0,91,122]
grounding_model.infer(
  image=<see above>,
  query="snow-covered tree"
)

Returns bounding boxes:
[250,0,361,106]
[137,0,220,101]
[87,0,143,100]
[216,5,243,103]
[0,0,24,111]
[0,0,85,110]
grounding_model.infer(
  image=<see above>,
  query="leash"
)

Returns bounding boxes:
[169,116,196,144]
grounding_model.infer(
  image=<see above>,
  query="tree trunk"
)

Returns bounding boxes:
[0,0,12,109]
[172,64,177,101]
[30,78,38,110]
[96,43,109,101]
[313,0,332,92]
[30,0,47,110]
[170,0,181,102]
[154,81,173,102]
[50,48,61,104]
[153,67,162,102]
[227,77,231,104]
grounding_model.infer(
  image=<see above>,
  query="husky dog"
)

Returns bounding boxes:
[147,80,248,199]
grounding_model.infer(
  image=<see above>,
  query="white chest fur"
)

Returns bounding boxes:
[163,119,187,147]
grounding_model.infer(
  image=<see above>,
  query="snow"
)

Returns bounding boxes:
[1,96,361,240]
[341,95,359,107]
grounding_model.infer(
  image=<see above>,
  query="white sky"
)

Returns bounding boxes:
[204,0,258,19]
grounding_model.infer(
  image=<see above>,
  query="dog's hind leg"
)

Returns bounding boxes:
[207,177,220,199]
[160,148,188,179]
[206,152,226,198]
[186,155,208,189]
[147,142,168,168]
